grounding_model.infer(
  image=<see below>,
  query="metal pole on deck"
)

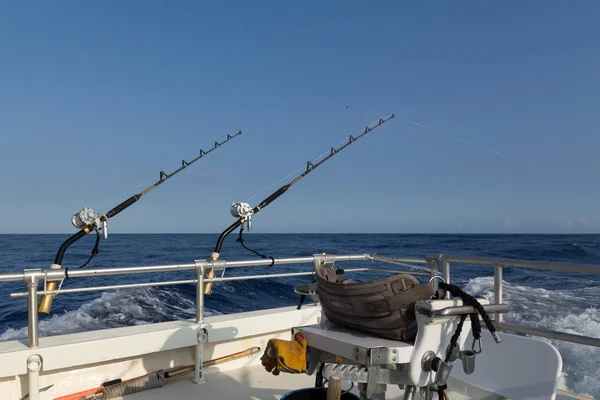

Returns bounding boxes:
[24,270,42,400]
[194,264,207,384]
[25,271,40,348]
[442,260,451,300]
[494,264,503,323]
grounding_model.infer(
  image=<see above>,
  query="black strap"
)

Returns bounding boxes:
[77,229,101,269]
[470,313,482,340]
[437,282,497,336]
[437,282,496,400]
[445,314,468,362]
[237,226,275,265]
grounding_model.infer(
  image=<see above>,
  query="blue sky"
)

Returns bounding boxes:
[0,1,598,233]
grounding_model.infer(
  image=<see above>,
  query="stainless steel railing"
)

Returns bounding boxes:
[3,254,423,348]
[0,252,599,351]
[425,253,600,348]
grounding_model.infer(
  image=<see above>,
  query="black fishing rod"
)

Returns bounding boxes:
[204,114,395,294]
[38,131,243,315]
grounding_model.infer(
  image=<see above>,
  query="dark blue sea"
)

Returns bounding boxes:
[0,234,599,396]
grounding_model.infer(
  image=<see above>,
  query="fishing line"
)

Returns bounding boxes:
[247,129,373,201]
[242,23,387,203]
[397,114,580,184]
[93,132,237,209]
[96,180,151,208]
[246,20,569,186]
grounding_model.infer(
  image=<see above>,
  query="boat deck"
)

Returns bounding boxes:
[122,365,594,400]
[124,364,472,400]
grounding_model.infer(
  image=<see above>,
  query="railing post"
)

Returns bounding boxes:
[24,270,42,400]
[494,264,503,323]
[426,256,440,294]
[24,270,41,348]
[442,260,451,299]
[196,264,205,325]
[27,355,42,400]
[194,262,207,384]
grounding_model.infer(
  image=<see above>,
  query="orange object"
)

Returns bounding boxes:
[260,332,307,375]
[54,386,101,400]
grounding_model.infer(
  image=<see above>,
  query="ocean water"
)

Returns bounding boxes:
[0,234,599,397]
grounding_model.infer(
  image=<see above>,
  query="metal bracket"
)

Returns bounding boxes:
[348,345,406,366]
[322,363,410,386]
[198,328,208,344]
[312,253,338,270]
[322,363,409,399]
[370,347,401,365]
[421,350,437,372]
[193,327,208,385]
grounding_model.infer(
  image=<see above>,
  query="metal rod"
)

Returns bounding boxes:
[201,255,369,270]
[196,266,204,325]
[11,279,197,297]
[344,267,431,276]
[5,252,600,284]
[2,254,372,285]
[416,304,509,318]
[207,271,315,282]
[442,261,451,299]
[496,322,600,348]
[27,355,42,400]
[67,263,197,278]
[194,265,205,384]
[494,264,503,324]
[426,253,600,274]
[0,272,25,282]
[1,255,371,284]
[427,258,440,292]
[26,276,39,348]
[10,266,427,298]
[368,256,428,264]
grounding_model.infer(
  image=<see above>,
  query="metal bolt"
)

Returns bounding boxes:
[392,349,397,354]
[392,358,397,362]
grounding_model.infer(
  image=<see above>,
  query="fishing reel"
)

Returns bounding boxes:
[230,202,253,231]
[72,207,108,239]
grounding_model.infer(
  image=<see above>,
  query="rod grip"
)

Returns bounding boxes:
[257,185,289,210]
[106,195,139,219]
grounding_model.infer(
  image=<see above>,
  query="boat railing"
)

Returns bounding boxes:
[424,253,600,348]
[0,253,599,352]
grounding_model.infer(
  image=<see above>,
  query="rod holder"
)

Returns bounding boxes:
[459,350,476,375]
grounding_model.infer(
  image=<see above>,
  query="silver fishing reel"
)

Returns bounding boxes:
[230,202,253,231]
[72,207,108,239]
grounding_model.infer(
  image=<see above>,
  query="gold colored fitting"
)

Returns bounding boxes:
[38,281,58,315]
[203,253,219,294]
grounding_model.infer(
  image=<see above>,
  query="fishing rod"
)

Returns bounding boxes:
[204,114,395,294]
[38,131,243,315]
